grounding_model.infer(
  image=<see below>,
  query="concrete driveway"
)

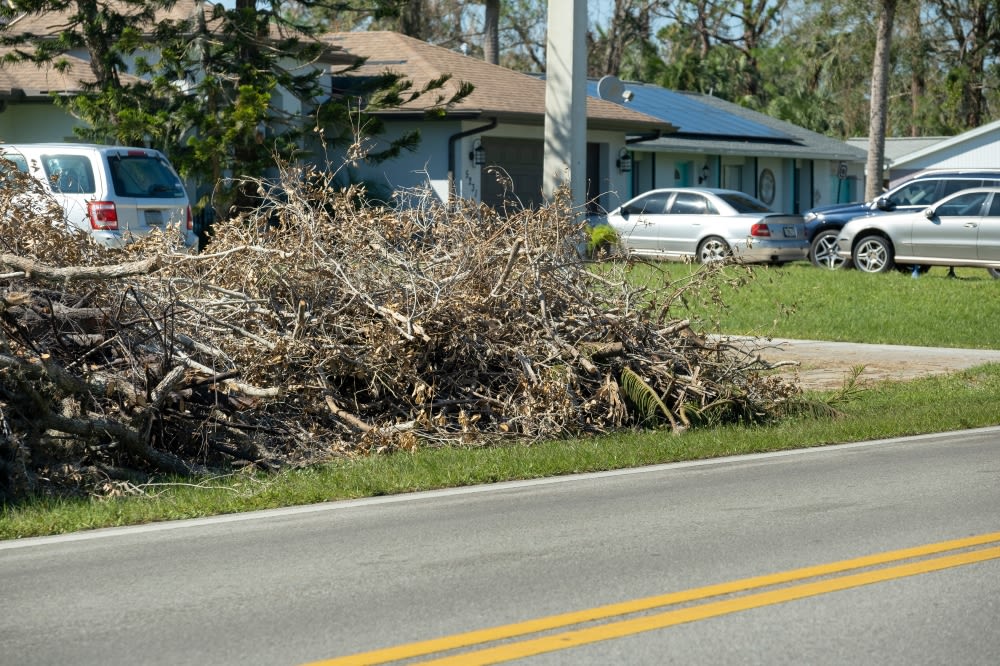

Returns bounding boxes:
[731,338,1000,390]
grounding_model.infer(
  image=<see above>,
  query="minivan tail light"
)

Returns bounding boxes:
[186,205,193,231]
[750,222,771,237]
[88,201,119,230]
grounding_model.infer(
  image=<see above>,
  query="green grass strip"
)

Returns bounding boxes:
[4,364,1000,540]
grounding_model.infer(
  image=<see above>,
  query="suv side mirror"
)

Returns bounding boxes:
[924,207,935,219]
[875,196,892,211]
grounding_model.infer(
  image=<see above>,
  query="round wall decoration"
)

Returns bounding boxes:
[758,168,775,205]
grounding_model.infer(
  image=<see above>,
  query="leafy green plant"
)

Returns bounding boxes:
[587,223,620,258]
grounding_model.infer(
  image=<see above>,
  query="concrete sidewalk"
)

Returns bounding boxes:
[728,337,1000,390]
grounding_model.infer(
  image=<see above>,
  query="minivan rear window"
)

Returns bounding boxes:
[108,155,185,198]
[0,152,29,174]
[41,154,96,194]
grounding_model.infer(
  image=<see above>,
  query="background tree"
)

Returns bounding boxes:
[497,0,547,70]
[589,0,653,77]
[866,0,898,200]
[897,0,931,136]
[934,0,1000,129]
[483,0,499,64]
[635,0,788,107]
[6,0,1000,209]
[757,1,875,137]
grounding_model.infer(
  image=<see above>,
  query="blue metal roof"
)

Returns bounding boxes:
[586,80,795,141]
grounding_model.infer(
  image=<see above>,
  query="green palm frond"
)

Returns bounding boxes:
[621,366,674,426]
[786,365,866,419]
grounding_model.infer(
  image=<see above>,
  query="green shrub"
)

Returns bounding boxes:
[587,223,620,258]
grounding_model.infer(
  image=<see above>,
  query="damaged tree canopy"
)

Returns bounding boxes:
[0,166,798,500]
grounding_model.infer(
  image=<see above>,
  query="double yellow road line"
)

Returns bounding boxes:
[307,531,1000,665]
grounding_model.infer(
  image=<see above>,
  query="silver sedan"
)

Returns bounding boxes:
[836,187,1000,276]
[604,187,808,264]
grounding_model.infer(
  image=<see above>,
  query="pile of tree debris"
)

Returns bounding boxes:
[0,166,798,501]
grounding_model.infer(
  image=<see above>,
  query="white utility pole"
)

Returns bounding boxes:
[543,0,587,210]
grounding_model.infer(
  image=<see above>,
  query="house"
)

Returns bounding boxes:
[1,7,867,218]
[0,1,355,153]
[0,48,110,142]
[603,81,869,214]
[849,119,1000,187]
[322,34,870,216]
[320,31,673,213]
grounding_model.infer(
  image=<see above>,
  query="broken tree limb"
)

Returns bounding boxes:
[0,254,160,282]
[325,395,372,432]
[40,411,206,475]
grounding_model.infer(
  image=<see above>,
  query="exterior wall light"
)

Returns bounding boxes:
[617,147,633,173]
[470,139,486,166]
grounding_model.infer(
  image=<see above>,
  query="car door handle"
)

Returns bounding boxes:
[964,222,979,228]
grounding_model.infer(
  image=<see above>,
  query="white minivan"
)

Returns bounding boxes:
[0,143,195,248]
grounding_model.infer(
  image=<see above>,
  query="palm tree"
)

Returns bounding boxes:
[865,0,897,201]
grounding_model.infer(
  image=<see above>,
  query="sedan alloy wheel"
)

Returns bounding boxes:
[698,236,731,263]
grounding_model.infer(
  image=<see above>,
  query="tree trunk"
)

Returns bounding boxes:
[400,0,428,39]
[483,0,500,64]
[865,0,897,201]
[603,0,633,75]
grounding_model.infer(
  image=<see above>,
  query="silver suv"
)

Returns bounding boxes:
[0,143,194,248]
[804,170,1000,268]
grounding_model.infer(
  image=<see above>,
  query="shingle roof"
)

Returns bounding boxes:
[619,83,867,161]
[0,0,353,98]
[5,0,203,33]
[322,31,675,133]
[0,47,144,98]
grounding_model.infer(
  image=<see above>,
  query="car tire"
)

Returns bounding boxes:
[989,267,1000,279]
[851,235,894,273]
[809,229,848,269]
[697,236,730,263]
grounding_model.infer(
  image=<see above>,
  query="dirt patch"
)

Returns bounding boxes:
[727,338,1000,391]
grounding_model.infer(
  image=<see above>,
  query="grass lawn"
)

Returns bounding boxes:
[3,260,999,539]
[625,261,1000,348]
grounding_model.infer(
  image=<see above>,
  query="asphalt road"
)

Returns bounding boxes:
[3,428,1000,665]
